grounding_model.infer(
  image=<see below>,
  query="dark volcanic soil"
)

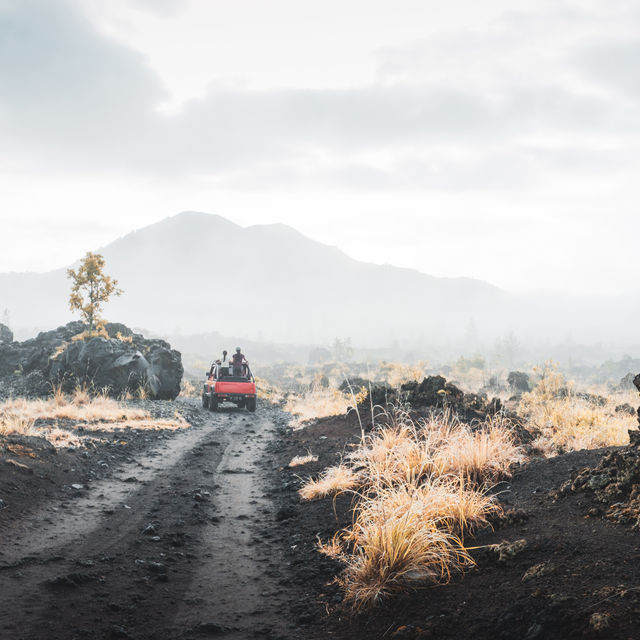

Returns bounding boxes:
[271,412,640,640]
[0,400,298,640]
[3,403,640,640]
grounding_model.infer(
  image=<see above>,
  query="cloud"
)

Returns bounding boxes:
[0,0,166,165]
[0,0,639,196]
[579,39,640,98]
[127,0,185,16]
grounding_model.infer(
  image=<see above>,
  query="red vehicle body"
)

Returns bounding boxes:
[202,363,257,412]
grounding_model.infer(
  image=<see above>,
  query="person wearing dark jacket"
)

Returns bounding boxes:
[232,347,247,376]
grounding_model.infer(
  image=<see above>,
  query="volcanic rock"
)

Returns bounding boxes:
[507,371,531,393]
[360,375,503,422]
[0,321,183,400]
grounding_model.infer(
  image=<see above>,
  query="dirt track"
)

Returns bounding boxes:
[0,402,308,640]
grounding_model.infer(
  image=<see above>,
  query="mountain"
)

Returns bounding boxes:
[0,212,506,343]
[1,211,638,353]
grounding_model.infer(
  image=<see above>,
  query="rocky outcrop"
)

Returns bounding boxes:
[0,322,183,400]
[357,375,503,422]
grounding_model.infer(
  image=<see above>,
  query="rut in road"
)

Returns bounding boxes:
[172,412,293,639]
[0,404,298,640]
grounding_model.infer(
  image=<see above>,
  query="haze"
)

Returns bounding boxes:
[2,0,640,296]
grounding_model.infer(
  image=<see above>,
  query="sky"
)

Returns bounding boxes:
[1,0,639,294]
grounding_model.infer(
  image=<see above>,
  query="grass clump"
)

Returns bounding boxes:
[285,385,367,428]
[0,391,187,448]
[288,452,319,467]
[339,494,473,610]
[298,465,359,501]
[302,405,523,608]
[519,364,633,451]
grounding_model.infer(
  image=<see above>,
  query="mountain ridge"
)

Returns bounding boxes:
[1,211,637,349]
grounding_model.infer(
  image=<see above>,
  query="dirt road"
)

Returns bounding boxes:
[0,402,313,640]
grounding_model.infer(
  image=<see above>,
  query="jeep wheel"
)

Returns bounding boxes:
[246,397,256,412]
[202,392,209,409]
[210,396,218,412]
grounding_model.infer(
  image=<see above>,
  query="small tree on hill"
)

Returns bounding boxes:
[67,252,122,332]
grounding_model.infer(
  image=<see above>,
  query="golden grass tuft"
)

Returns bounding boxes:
[180,378,198,398]
[302,405,523,608]
[519,365,634,450]
[71,326,109,342]
[256,377,285,404]
[285,386,367,428]
[348,409,522,488]
[317,534,346,561]
[288,452,319,467]
[338,497,473,610]
[298,465,359,501]
[0,392,187,448]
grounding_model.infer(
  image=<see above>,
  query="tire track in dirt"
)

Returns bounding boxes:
[0,423,217,567]
[0,403,296,640]
[170,413,292,639]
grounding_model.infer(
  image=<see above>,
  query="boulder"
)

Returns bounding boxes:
[507,371,531,393]
[360,375,503,421]
[0,321,183,400]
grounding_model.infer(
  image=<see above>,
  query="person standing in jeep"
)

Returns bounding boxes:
[231,347,248,377]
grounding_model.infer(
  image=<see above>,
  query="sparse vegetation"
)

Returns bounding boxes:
[285,385,367,427]
[180,378,199,398]
[301,406,523,608]
[298,464,359,500]
[288,451,319,467]
[0,392,187,447]
[519,364,634,451]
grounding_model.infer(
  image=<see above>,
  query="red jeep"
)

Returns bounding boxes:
[202,362,257,412]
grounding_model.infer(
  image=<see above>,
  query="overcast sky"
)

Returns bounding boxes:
[1,0,639,294]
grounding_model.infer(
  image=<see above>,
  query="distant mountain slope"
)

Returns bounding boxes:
[1,211,637,349]
[0,212,507,343]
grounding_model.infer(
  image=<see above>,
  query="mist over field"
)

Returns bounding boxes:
[2,211,639,375]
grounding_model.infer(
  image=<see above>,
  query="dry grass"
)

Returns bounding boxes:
[70,326,109,342]
[338,488,474,609]
[180,378,199,398]
[256,377,286,404]
[0,392,187,448]
[378,361,428,387]
[285,385,367,428]
[317,535,346,560]
[0,411,37,437]
[298,465,359,500]
[288,451,319,467]
[433,415,524,483]
[349,409,523,488]
[519,366,634,450]
[303,405,523,608]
